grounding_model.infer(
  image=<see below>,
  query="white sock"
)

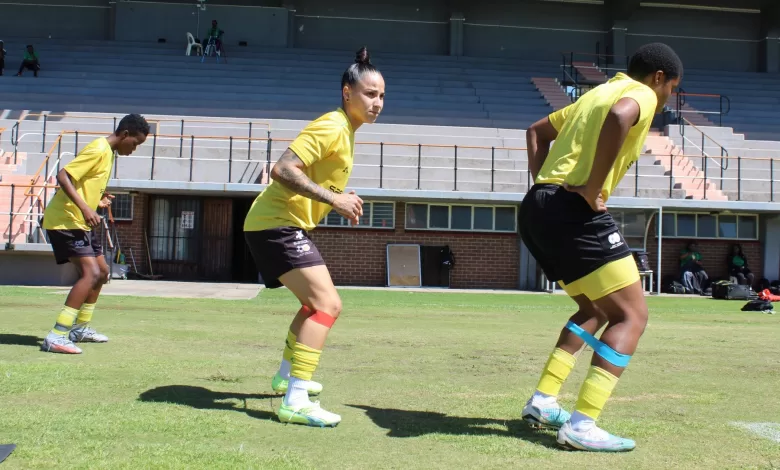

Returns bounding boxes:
[278,359,291,380]
[531,391,557,406]
[569,411,596,432]
[283,376,312,408]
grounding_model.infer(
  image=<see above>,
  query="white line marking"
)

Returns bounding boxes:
[731,422,780,443]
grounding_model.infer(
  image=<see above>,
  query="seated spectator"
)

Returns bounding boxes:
[680,241,708,294]
[727,243,755,287]
[17,45,40,77]
[204,20,224,54]
[0,40,6,75]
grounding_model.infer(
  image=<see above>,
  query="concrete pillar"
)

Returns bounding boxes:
[450,12,464,57]
[283,1,296,48]
[761,215,780,281]
[605,0,639,68]
[760,5,780,73]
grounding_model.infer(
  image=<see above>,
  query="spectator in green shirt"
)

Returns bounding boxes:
[727,243,754,287]
[680,241,709,294]
[204,20,224,54]
[17,45,40,77]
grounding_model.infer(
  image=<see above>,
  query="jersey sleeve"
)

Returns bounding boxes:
[620,85,658,127]
[63,143,104,182]
[288,119,340,166]
[548,103,574,132]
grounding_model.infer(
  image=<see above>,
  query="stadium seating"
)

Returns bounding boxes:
[0,39,560,130]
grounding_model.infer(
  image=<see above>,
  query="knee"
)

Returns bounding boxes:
[99,265,110,285]
[309,295,342,319]
[82,265,104,288]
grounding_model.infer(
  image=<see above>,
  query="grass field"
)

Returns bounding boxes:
[1,285,779,469]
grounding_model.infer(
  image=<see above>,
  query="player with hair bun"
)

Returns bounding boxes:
[519,43,683,452]
[244,46,385,427]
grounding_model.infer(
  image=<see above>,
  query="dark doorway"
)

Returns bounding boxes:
[232,197,259,282]
[421,245,451,288]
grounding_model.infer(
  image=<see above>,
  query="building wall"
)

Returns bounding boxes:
[113,193,150,276]
[634,216,765,286]
[310,202,519,289]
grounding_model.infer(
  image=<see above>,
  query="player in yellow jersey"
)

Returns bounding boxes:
[244,47,384,427]
[518,43,682,452]
[41,114,150,354]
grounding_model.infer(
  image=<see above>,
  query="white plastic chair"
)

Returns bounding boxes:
[186,33,203,56]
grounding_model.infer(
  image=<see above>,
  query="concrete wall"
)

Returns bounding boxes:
[291,0,450,54]
[115,1,289,47]
[0,249,78,286]
[626,7,761,72]
[462,1,606,59]
[0,0,110,40]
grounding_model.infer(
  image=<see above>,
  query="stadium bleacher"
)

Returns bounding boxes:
[0,40,560,130]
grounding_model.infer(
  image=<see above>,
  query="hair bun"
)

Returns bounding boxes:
[355,46,371,66]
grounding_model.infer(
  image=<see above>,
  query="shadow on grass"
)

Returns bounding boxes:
[139,385,278,421]
[347,405,559,449]
[0,334,43,348]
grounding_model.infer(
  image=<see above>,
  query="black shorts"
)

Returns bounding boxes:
[46,229,103,265]
[244,226,325,289]
[518,184,632,285]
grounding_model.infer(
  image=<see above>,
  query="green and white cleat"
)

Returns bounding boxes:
[521,398,571,430]
[277,401,341,427]
[557,421,636,452]
[271,373,322,396]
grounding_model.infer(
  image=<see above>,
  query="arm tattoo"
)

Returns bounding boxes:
[273,150,336,205]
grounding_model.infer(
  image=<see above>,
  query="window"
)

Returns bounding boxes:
[111,193,133,221]
[319,202,395,229]
[677,214,696,237]
[148,197,200,262]
[451,206,472,230]
[661,213,758,240]
[697,214,717,238]
[474,207,493,231]
[404,204,517,233]
[429,205,449,229]
[612,211,647,238]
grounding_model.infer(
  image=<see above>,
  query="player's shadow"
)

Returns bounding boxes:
[138,385,278,421]
[0,334,43,348]
[347,405,559,448]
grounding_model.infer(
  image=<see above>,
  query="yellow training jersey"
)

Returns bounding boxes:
[244,108,355,232]
[536,72,658,201]
[43,137,115,231]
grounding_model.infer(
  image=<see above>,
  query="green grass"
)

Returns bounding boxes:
[1,286,779,469]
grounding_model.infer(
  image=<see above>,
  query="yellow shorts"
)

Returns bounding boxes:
[558,256,640,301]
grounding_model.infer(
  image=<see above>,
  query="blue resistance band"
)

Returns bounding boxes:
[566,321,632,368]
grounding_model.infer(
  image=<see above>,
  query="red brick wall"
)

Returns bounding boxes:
[625,216,764,285]
[309,202,519,289]
[112,193,149,274]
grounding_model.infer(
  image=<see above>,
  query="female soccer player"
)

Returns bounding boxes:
[41,114,150,354]
[519,43,682,452]
[244,47,385,427]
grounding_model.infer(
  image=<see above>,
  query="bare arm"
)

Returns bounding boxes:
[270,149,336,205]
[583,97,641,199]
[526,117,559,181]
[56,168,100,227]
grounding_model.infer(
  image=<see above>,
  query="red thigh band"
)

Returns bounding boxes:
[309,309,336,328]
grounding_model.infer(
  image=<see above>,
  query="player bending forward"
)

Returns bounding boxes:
[41,114,150,354]
[244,47,384,427]
[519,43,682,452]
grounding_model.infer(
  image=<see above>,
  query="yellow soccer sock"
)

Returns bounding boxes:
[290,342,322,382]
[283,330,296,363]
[51,306,80,336]
[536,348,578,397]
[76,303,96,326]
[574,366,620,421]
